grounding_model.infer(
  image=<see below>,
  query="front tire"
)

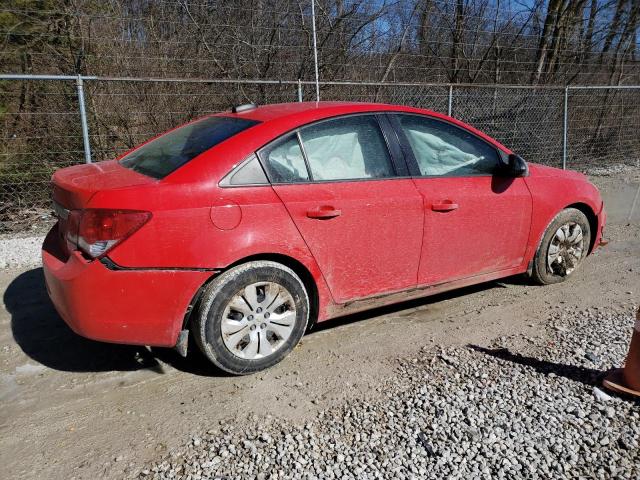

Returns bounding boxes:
[193,261,309,375]
[531,208,591,285]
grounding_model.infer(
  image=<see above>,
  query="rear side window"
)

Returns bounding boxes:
[299,115,394,181]
[222,155,269,186]
[396,114,499,176]
[120,116,259,179]
[260,134,310,183]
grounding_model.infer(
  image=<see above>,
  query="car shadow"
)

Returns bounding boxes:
[5,267,530,377]
[6,268,166,374]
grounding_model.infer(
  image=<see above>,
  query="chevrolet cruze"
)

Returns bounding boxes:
[42,102,606,374]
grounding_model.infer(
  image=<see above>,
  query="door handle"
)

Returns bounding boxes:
[306,206,342,219]
[431,201,459,212]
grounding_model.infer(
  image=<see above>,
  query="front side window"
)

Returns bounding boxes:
[299,115,395,181]
[396,114,499,177]
[120,116,259,179]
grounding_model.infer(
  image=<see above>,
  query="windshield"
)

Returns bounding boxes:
[120,116,260,179]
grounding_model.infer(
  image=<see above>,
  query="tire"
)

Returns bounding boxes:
[193,261,309,375]
[531,208,591,285]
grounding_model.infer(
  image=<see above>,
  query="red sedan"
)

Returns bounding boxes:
[42,102,606,374]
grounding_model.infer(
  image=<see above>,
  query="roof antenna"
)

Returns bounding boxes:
[232,103,257,113]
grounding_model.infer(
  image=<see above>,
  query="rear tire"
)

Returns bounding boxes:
[531,208,591,285]
[193,261,309,375]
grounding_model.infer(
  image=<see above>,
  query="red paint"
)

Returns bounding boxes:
[42,227,210,346]
[52,160,156,208]
[524,164,604,257]
[272,180,423,303]
[413,176,532,285]
[42,102,606,348]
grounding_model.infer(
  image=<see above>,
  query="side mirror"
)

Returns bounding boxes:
[507,154,528,177]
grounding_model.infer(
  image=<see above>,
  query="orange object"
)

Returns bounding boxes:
[603,307,640,398]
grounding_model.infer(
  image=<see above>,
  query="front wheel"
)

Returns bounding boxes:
[531,208,591,285]
[193,261,309,375]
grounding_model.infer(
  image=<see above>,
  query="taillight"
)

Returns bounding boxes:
[65,209,151,259]
[64,209,82,254]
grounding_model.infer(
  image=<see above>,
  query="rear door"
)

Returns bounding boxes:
[389,113,532,286]
[259,114,423,304]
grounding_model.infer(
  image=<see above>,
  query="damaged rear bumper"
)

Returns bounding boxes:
[42,226,211,347]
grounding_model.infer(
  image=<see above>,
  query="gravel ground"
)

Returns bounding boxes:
[0,235,45,269]
[582,164,640,182]
[140,306,640,480]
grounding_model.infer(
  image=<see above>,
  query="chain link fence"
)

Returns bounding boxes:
[85,79,303,163]
[321,83,570,169]
[0,76,639,232]
[0,78,83,231]
[568,87,640,171]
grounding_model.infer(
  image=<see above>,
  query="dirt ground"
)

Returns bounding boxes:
[1,209,639,479]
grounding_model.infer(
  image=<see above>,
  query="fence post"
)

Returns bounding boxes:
[75,75,92,164]
[310,0,320,102]
[297,79,303,102]
[448,85,453,116]
[562,86,568,170]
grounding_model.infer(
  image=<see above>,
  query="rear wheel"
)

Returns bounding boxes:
[531,208,591,285]
[193,261,309,375]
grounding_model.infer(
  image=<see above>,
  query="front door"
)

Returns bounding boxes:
[390,113,532,285]
[259,114,424,303]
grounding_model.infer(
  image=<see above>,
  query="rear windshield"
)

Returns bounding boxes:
[120,116,259,179]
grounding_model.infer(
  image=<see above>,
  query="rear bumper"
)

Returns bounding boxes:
[42,227,212,347]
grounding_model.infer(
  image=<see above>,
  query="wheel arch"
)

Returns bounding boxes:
[565,202,598,254]
[183,253,321,333]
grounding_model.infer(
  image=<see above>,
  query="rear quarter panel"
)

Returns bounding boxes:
[89,183,335,321]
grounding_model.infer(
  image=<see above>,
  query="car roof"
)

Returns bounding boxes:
[215,101,511,154]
